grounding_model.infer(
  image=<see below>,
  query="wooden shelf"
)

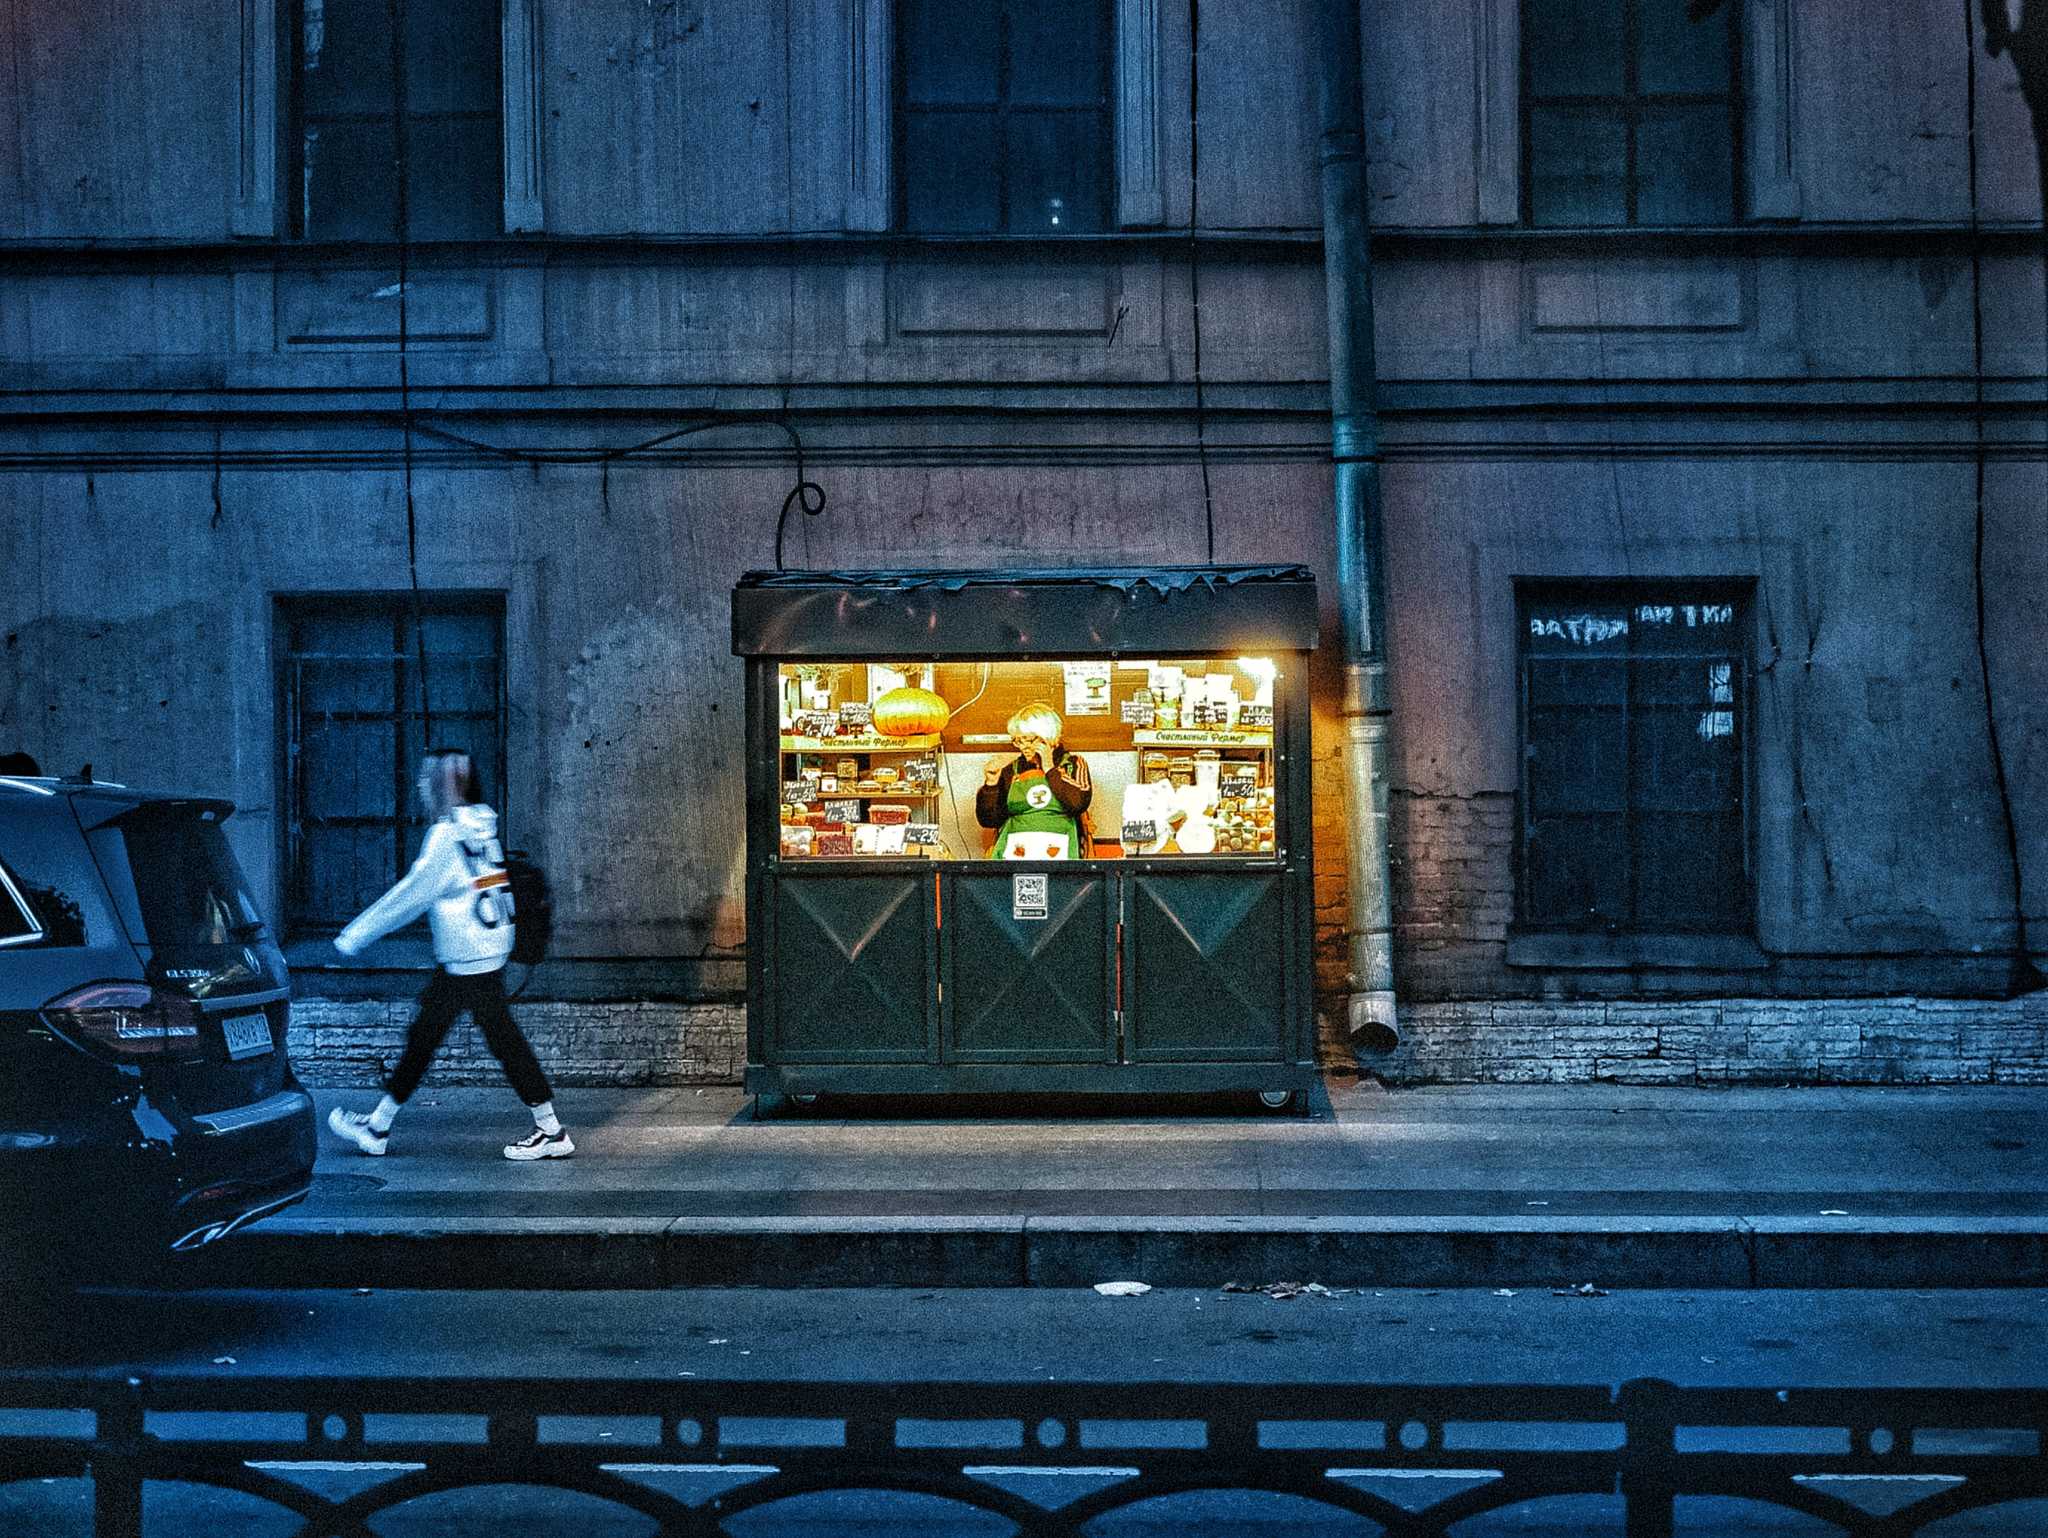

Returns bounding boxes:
[780,733,941,752]
[1129,729,1272,748]
[793,791,939,801]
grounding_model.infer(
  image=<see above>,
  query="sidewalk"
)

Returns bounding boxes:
[199,1080,2048,1290]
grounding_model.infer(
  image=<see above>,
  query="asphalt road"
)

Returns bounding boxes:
[3,1287,2045,1534]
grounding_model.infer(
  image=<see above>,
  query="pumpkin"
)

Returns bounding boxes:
[872,686,949,737]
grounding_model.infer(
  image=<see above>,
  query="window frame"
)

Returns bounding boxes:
[1518,0,1744,228]
[275,592,508,944]
[258,0,540,241]
[892,0,1115,235]
[1513,579,1757,940]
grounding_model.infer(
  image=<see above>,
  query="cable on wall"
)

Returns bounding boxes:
[1962,0,2043,995]
[1188,0,1217,562]
[397,416,825,569]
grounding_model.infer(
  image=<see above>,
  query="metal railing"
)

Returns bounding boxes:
[0,1372,2042,1536]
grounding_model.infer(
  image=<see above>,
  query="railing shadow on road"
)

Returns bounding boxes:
[0,1373,2043,1536]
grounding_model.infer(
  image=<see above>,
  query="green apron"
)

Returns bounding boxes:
[992,764,1079,859]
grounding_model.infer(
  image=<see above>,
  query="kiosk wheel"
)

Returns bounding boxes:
[1256,1089,1296,1111]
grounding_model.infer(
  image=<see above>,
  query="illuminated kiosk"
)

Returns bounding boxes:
[731,566,1319,1108]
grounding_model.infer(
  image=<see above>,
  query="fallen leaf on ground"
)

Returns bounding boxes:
[1552,1282,1610,1298]
[1221,1280,1353,1300]
[211,1357,236,1366]
[1094,1281,1153,1297]
[1492,1289,1517,1297]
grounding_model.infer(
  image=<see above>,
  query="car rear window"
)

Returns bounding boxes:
[97,807,265,949]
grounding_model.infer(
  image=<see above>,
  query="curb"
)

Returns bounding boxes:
[189,1216,2048,1291]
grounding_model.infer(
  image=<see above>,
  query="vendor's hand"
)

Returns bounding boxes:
[1025,737,1055,771]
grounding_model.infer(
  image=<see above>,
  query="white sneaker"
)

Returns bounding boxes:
[327,1107,389,1157]
[504,1128,574,1161]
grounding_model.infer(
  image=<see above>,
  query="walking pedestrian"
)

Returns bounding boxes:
[324,747,573,1161]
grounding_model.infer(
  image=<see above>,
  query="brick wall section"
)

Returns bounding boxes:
[288,999,745,1088]
[1375,997,2048,1084]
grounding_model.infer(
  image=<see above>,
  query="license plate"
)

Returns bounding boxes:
[221,1012,273,1061]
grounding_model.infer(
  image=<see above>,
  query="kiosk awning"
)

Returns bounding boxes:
[731,565,1320,658]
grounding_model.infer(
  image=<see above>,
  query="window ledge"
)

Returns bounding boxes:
[1506,931,1769,972]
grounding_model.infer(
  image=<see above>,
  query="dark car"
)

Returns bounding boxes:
[0,772,316,1276]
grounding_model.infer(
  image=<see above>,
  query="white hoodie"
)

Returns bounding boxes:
[333,804,516,974]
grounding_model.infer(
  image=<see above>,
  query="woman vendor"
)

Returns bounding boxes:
[976,702,1093,859]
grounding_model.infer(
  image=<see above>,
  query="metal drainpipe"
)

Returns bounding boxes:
[1317,0,1398,1051]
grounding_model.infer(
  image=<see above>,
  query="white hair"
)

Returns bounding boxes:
[1006,702,1063,742]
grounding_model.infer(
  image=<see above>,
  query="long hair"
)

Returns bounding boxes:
[418,747,484,821]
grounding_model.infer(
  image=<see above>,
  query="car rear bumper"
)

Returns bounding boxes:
[0,1086,318,1258]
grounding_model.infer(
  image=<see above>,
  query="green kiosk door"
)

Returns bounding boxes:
[940,867,1115,1064]
[768,871,936,1063]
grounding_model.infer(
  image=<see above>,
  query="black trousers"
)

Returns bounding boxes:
[387,967,552,1108]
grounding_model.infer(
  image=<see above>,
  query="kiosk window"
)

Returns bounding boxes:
[775,658,1279,861]
[1519,588,1750,933]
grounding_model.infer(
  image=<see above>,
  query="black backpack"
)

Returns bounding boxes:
[504,851,553,968]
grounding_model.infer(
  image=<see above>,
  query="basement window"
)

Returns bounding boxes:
[278,595,505,941]
[1516,584,1753,939]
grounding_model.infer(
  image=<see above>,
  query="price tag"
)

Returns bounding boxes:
[904,823,941,846]
[1239,704,1274,728]
[822,799,862,825]
[1219,767,1258,799]
[1121,819,1158,845]
[794,709,835,738]
[839,701,873,732]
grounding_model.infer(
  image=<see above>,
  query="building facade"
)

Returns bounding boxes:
[2,0,2044,1085]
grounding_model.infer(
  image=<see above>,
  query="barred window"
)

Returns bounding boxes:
[1523,0,1740,225]
[1519,585,1751,933]
[279,596,504,938]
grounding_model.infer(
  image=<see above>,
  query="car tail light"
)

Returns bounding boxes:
[42,982,202,1060]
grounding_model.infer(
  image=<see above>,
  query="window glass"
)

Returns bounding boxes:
[303,120,399,240]
[1520,589,1749,934]
[1636,1,1733,94]
[1528,109,1629,226]
[1009,0,1106,107]
[1523,0,1738,226]
[898,0,1111,233]
[1524,0,1625,96]
[775,659,1281,862]
[404,116,504,240]
[300,0,395,117]
[0,816,95,949]
[1006,113,1109,233]
[294,0,500,239]
[1635,104,1736,225]
[901,0,1000,104]
[281,597,505,936]
[900,114,1003,232]
[403,0,501,112]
